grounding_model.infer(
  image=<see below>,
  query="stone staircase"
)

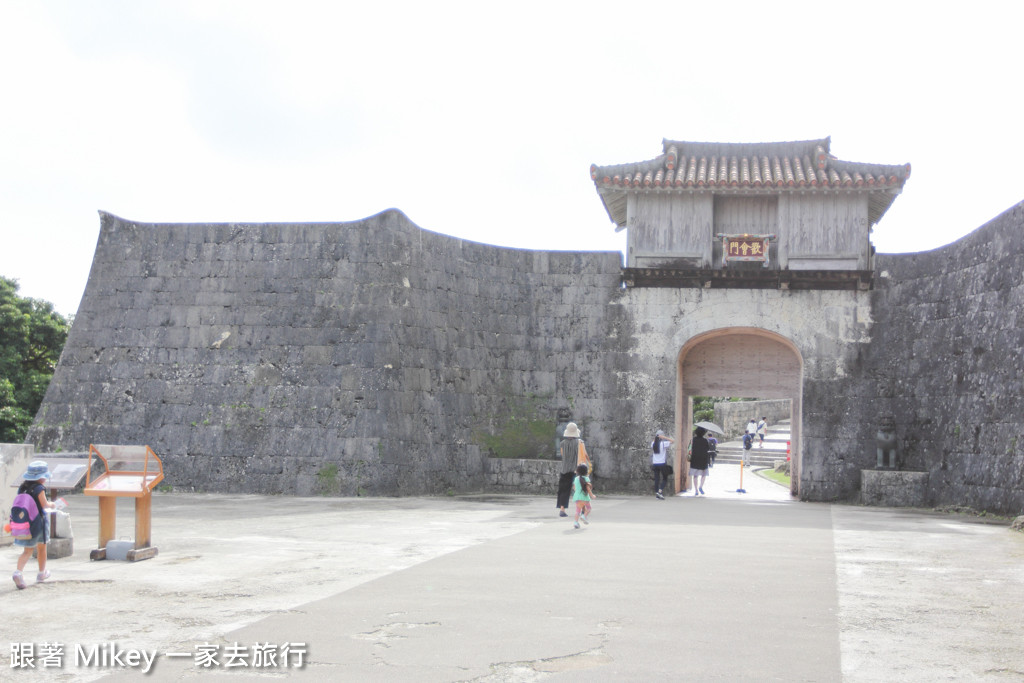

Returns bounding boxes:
[712,444,781,468]
[709,422,791,469]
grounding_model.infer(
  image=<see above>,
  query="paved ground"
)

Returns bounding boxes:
[3,466,1023,681]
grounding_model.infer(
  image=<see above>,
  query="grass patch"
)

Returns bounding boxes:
[760,468,791,489]
[477,417,551,459]
[316,463,340,495]
[474,393,555,459]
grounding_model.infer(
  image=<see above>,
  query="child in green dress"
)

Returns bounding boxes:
[571,463,594,529]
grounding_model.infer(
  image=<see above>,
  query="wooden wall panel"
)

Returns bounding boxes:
[681,332,800,397]
[713,196,778,235]
[628,194,711,260]
[780,194,868,261]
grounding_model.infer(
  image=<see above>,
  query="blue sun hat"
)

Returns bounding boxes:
[22,461,51,481]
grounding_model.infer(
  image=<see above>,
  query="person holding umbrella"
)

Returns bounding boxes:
[688,426,712,495]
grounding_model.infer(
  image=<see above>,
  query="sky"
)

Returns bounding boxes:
[1,1,1021,317]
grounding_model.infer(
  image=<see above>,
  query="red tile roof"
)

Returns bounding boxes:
[591,137,910,229]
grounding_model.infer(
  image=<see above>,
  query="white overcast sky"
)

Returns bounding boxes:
[2,1,1021,316]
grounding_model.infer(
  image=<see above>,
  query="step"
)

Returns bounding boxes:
[711,446,788,467]
[712,454,783,467]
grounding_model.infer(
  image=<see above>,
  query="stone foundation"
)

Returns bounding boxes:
[487,458,560,495]
[861,469,930,508]
[35,536,73,560]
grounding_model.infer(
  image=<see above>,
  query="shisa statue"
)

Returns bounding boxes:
[875,415,898,469]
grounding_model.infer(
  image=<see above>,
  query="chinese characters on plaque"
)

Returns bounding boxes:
[719,234,774,267]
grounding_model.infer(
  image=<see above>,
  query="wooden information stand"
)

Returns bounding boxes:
[84,445,164,562]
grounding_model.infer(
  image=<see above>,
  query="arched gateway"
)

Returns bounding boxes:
[593,136,909,501]
[674,329,803,496]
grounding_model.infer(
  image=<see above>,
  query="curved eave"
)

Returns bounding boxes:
[594,182,906,229]
[595,186,629,230]
[591,137,910,229]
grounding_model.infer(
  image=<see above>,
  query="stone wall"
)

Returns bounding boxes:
[714,399,791,440]
[25,201,1024,512]
[28,211,630,496]
[861,470,929,508]
[1,444,35,534]
[864,201,1024,515]
[28,210,874,499]
[486,458,561,495]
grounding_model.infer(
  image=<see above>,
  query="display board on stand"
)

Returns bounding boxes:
[83,445,164,562]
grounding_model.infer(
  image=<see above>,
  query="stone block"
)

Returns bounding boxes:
[861,469,929,508]
[33,537,73,560]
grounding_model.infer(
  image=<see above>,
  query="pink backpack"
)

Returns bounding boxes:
[10,488,43,541]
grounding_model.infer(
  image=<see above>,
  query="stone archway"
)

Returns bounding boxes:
[674,328,803,497]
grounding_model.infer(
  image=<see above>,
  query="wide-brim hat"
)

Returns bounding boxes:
[22,460,51,481]
[563,422,581,438]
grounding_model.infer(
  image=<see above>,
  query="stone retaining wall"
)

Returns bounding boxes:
[860,469,930,508]
[1,444,35,528]
[714,399,792,440]
[486,458,561,495]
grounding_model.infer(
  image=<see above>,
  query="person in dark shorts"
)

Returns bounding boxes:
[650,429,674,499]
[11,461,55,589]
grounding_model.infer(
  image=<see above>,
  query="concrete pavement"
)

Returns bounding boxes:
[5,471,1023,681]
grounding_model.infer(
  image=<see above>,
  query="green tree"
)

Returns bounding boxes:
[0,277,70,442]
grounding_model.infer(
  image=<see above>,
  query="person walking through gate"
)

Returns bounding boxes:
[757,417,769,448]
[11,461,55,589]
[688,427,711,496]
[650,429,674,499]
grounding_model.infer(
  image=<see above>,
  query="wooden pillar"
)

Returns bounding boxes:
[98,497,116,549]
[134,492,152,549]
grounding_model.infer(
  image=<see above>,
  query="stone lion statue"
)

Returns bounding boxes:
[875,415,897,469]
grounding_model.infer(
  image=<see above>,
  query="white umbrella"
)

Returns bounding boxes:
[694,421,724,434]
